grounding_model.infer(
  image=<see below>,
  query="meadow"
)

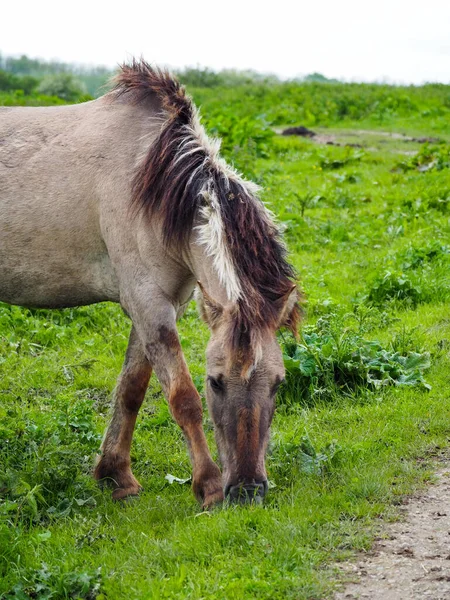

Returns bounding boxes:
[1,75,450,599]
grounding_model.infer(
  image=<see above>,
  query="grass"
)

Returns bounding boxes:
[1,80,450,599]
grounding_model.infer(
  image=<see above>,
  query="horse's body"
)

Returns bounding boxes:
[2,99,163,307]
[0,62,299,506]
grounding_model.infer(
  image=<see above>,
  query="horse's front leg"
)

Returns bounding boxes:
[148,328,223,508]
[169,366,224,508]
[94,326,152,499]
[129,296,223,508]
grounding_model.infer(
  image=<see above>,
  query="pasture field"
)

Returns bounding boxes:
[1,80,450,599]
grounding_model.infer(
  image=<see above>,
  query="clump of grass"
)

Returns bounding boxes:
[400,242,449,270]
[4,563,103,600]
[366,244,450,309]
[367,270,423,308]
[0,399,100,528]
[270,434,342,486]
[401,186,450,215]
[395,143,450,172]
[280,312,431,405]
[319,148,365,170]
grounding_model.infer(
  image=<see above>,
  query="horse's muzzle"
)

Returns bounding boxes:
[226,480,268,504]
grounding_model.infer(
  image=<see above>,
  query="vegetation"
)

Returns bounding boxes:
[0,67,90,104]
[1,63,450,599]
[36,73,88,102]
[0,54,111,97]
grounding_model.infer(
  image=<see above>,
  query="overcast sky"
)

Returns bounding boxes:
[2,0,449,84]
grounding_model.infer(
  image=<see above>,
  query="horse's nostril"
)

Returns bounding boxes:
[227,481,267,504]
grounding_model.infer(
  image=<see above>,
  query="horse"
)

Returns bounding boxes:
[0,60,300,507]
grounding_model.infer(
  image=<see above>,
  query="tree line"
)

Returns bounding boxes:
[0,53,339,100]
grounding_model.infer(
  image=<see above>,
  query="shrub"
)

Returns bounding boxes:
[37,73,88,102]
[0,70,38,94]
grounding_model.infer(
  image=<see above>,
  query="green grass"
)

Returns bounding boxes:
[1,81,450,599]
[0,90,66,106]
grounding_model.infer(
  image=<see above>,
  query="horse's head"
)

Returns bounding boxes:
[198,283,298,504]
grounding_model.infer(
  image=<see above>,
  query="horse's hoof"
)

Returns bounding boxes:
[193,461,223,508]
[202,488,225,510]
[94,454,142,501]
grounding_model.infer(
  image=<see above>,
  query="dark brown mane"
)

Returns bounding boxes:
[112,60,301,357]
[215,174,301,363]
[111,59,207,249]
[111,59,191,120]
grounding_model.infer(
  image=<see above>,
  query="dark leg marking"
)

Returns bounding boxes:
[168,381,223,508]
[94,326,152,500]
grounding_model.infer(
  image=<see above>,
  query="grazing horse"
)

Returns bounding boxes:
[0,61,300,507]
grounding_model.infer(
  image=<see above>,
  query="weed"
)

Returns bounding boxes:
[4,564,103,599]
[319,148,365,170]
[395,143,450,173]
[280,312,431,405]
[343,304,395,334]
[367,271,423,308]
[292,191,324,217]
[271,434,342,485]
[400,242,449,270]
[0,400,100,528]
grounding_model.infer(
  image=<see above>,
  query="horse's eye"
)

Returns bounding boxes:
[208,376,224,393]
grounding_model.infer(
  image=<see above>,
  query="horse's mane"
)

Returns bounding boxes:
[111,60,301,364]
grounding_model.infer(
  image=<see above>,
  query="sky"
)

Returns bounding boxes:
[2,0,449,84]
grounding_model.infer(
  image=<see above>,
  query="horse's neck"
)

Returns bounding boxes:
[187,241,234,307]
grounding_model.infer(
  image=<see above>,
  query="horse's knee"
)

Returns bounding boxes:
[169,386,202,429]
[123,372,150,411]
[119,366,152,413]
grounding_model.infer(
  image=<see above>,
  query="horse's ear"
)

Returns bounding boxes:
[196,282,224,329]
[275,285,298,329]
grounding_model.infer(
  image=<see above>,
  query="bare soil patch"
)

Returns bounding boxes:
[280,126,363,147]
[335,462,450,600]
[276,127,443,154]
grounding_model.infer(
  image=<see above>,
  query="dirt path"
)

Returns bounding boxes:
[335,464,450,600]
